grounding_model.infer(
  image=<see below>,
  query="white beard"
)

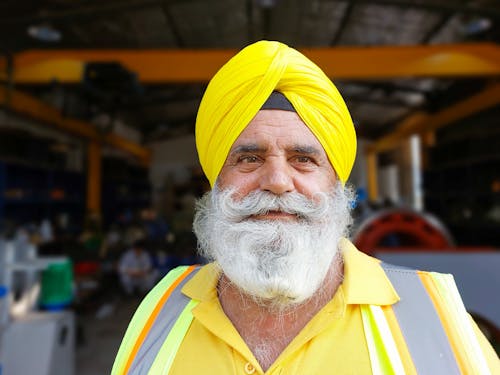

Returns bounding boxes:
[193,182,354,307]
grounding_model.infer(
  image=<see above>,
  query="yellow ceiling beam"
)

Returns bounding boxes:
[368,83,500,153]
[0,86,151,164]
[1,43,499,84]
[8,59,84,84]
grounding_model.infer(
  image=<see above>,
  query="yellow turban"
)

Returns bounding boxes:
[195,40,356,187]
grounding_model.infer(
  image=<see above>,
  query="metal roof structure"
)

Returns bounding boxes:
[0,0,499,143]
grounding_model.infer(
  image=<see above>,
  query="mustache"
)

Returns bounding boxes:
[212,188,334,223]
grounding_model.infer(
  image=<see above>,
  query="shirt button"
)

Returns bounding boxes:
[244,362,256,374]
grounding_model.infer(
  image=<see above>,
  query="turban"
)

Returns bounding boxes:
[195,40,357,187]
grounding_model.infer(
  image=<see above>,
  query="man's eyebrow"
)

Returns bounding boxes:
[230,144,266,154]
[289,145,322,155]
[229,144,321,155]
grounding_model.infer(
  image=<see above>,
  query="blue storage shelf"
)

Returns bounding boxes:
[0,161,85,233]
[101,157,152,227]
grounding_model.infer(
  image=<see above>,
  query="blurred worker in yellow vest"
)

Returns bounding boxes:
[112,40,499,375]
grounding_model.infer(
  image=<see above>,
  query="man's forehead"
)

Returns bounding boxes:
[229,109,328,155]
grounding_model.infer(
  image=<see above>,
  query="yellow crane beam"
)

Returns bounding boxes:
[365,82,500,201]
[368,83,500,153]
[0,87,151,215]
[0,86,151,164]
[1,43,499,84]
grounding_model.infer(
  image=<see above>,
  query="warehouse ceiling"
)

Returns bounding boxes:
[0,0,499,143]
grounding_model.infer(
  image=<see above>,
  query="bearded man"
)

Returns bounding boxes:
[113,41,499,375]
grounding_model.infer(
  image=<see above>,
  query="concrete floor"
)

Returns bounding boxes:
[76,297,141,375]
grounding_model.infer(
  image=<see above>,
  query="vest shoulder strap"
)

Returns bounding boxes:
[111,265,201,375]
[378,263,491,375]
[379,263,461,374]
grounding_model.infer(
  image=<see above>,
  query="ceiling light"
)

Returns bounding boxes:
[464,17,492,35]
[27,24,62,43]
[255,0,278,8]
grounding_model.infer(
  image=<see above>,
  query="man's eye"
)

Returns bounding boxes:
[239,155,259,163]
[295,156,312,163]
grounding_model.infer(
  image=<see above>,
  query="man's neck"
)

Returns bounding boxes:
[217,258,343,371]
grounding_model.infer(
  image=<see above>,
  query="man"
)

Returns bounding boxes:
[112,41,499,374]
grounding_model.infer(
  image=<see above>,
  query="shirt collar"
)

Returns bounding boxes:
[339,238,400,305]
[182,238,400,306]
[182,262,221,302]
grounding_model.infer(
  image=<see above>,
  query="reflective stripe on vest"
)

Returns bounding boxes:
[381,263,461,374]
[361,263,491,375]
[423,271,491,374]
[361,304,406,375]
[117,264,489,375]
[123,265,201,375]
[148,299,199,374]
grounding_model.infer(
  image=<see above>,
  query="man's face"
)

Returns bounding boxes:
[194,109,352,307]
[218,110,337,210]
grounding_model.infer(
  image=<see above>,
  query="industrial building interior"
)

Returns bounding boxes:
[0,0,499,374]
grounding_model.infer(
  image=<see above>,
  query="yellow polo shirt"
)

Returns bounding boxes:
[167,239,499,374]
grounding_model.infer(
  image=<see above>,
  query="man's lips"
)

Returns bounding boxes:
[250,210,298,221]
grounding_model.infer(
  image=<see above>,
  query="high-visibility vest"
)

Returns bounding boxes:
[112,264,491,375]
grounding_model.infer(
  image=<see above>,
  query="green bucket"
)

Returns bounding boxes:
[40,260,74,311]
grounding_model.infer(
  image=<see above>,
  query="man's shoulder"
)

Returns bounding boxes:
[162,264,204,280]
[379,261,451,276]
[340,238,453,277]
[159,263,213,288]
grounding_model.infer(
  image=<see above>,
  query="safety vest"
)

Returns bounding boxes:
[112,264,491,375]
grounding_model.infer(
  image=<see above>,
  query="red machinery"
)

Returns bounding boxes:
[353,208,454,255]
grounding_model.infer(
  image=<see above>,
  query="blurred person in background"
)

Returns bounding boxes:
[118,239,157,296]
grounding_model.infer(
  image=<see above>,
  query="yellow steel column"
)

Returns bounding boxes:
[87,141,102,215]
[366,150,379,201]
[420,131,435,170]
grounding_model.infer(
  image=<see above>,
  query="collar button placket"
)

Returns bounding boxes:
[244,362,256,374]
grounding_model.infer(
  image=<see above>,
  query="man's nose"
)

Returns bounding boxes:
[259,159,294,195]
